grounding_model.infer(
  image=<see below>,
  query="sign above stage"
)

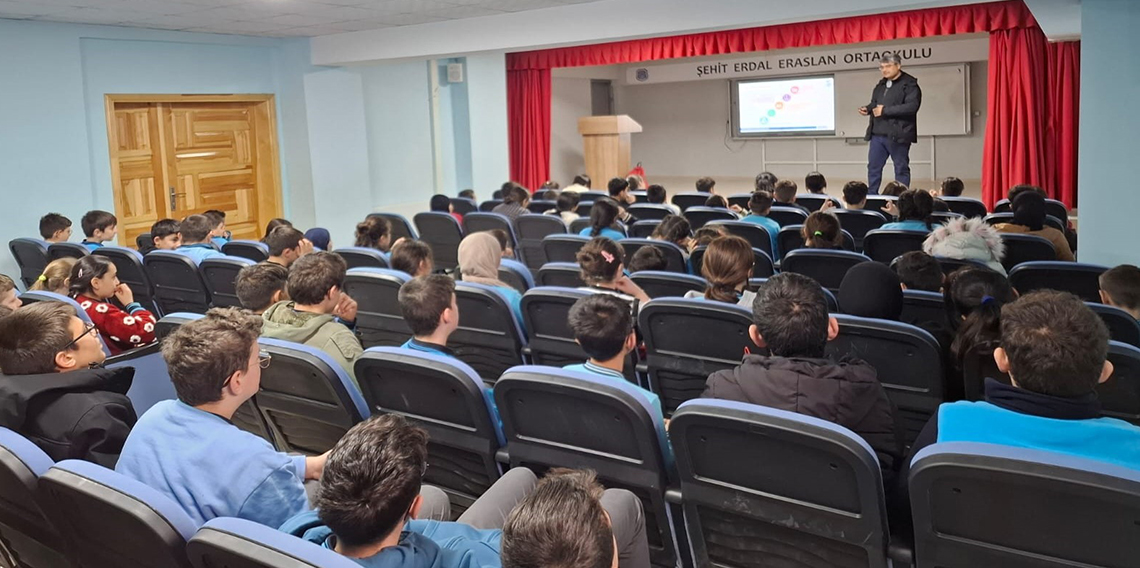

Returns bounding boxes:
[624,36,988,85]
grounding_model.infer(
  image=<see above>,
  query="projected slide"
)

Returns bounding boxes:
[735,76,836,136]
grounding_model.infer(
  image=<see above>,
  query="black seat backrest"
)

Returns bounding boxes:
[628,220,660,239]
[333,247,390,270]
[630,190,648,203]
[199,256,255,308]
[47,242,89,261]
[671,192,709,212]
[451,282,527,385]
[726,193,752,210]
[355,348,503,513]
[1000,234,1057,271]
[569,217,591,234]
[900,289,949,332]
[8,238,50,289]
[515,215,567,271]
[574,203,593,219]
[826,315,943,444]
[862,229,929,263]
[690,245,775,279]
[639,298,754,414]
[705,220,773,259]
[536,262,585,288]
[833,209,887,248]
[1088,303,1140,348]
[462,213,518,251]
[933,255,992,275]
[520,287,592,366]
[864,195,897,217]
[777,224,856,261]
[630,271,707,299]
[984,212,1066,232]
[941,197,988,218]
[671,400,890,568]
[683,206,737,229]
[451,197,478,215]
[342,268,412,348]
[1100,341,1140,426]
[220,240,269,263]
[0,428,69,568]
[931,211,964,225]
[781,249,871,292]
[527,200,556,214]
[187,518,359,568]
[496,259,534,294]
[155,312,203,341]
[413,212,464,271]
[626,204,674,221]
[619,239,688,274]
[542,234,591,263]
[960,341,1006,401]
[580,191,608,203]
[370,212,417,241]
[93,246,160,314]
[144,251,212,314]
[1009,261,1108,302]
[794,194,840,212]
[767,205,809,227]
[479,199,502,212]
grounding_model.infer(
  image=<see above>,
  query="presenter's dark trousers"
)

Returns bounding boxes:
[867,134,911,194]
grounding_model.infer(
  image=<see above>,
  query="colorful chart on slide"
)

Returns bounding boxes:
[736,76,836,135]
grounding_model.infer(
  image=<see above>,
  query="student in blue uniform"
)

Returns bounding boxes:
[399,274,460,357]
[80,210,117,250]
[176,214,225,264]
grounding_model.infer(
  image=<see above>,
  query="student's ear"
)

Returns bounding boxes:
[993,347,1011,374]
[826,317,840,342]
[223,368,247,397]
[1098,360,1115,384]
[271,289,285,304]
[899,283,908,291]
[1100,289,1112,306]
[326,285,340,304]
[623,330,637,353]
[407,494,423,522]
[748,324,766,348]
[54,349,78,372]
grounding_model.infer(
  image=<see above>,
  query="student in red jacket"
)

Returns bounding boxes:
[70,255,156,355]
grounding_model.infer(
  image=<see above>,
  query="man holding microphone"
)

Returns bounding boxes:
[860,53,922,194]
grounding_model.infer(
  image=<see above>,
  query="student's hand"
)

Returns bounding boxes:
[872,105,884,117]
[114,283,135,305]
[820,200,837,212]
[305,451,330,480]
[729,204,744,214]
[613,275,651,304]
[335,293,358,324]
[883,202,900,217]
[299,238,315,256]
[858,106,869,116]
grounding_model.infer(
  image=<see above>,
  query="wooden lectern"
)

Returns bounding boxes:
[578,115,642,186]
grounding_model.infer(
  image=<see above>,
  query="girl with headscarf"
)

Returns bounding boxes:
[838,262,904,321]
[992,190,1074,261]
[458,232,525,329]
[304,228,331,252]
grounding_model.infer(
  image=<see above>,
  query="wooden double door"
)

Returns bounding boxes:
[105,94,282,248]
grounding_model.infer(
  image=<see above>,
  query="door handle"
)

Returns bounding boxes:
[169,187,187,211]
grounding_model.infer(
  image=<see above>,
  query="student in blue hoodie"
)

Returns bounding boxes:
[281,414,539,568]
[399,274,460,358]
[176,214,225,264]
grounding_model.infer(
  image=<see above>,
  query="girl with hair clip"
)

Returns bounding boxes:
[802,212,844,249]
[579,198,625,241]
[882,188,935,232]
[649,214,693,251]
[944,267,1017,398]
[575,237,650,305]
[355,216,394,252]
[30,257,76,295]
[70,255,156,355]
[684,235,756,308]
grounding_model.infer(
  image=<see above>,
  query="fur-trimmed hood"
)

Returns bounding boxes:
[923,217,1006,275]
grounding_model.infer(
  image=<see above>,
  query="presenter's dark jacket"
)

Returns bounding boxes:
[864,71,922,144]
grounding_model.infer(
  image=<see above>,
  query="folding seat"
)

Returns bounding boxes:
[629,219,661,238]
[495,258,535,294]
[493,366,678,568]
[369,212,417,241]
[1098,341,1140,425]
[47,242,89,261]
[479,199,502,212]
[672,192,710,211]
[144,251,212,314]
[794,194,840,212]
[930,211,964,225]
[910,443,1140,568]
[683,206,737,229]
[862,229,929,263]
[450,196,478,215]
[19,291,112,357]
[776,225,856,261]
[620,238,688,274]
[37,459,199,568]
[630,190,648,203]
[355,347,503,514]
[332,246,389,270]
[8,238,49,289]
[993,199,1011,213]
[767,205,809,227]
[220,240,269,263]
[187,517,358,568]
[462,212,518,254]
[690,246,775,278]
[940,197,988,218]
[932,256,990,275]
[638,298,754,414]
[569,217,591,233]
[826,315,943,444]
[864,195,897,215]
[999,235,1056,271]
[900,289,949,331]
[527,199,556,214]
[984,212,1066,232]
[450,282,528,385]
[342,268,412,348]
[781,249,871,292]
[94,245,160,314]
[542,234,591,263]
[833,210,887,249]
[519,287,592,366]
[627,204,675,221]
[671,401,900,568]
[0,428,69,568]
[256,338,369,455]
[412,211,463,271]
[199,256,255,308]
[705,220,773,259]
[580,190,609,203]
[574,203,593,218]
[516,214,566,270]
[1009,261,1108,302]
[726,193,752,210]
[154,312,203,341]
[105,342,175,417]
[631,271,707,299]
[1045,198,1070,223]
[1087,303,1140,347]
[536,262,585,288]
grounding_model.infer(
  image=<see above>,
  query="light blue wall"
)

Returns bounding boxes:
[360,61,435,211]
[466,52,511,199]
[1078,0,1140,266]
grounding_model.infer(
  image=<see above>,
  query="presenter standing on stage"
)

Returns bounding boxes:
[860,53,921,194]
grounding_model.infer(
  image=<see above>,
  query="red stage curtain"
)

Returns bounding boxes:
[1047,41,1080,208]
[507,68,550,191]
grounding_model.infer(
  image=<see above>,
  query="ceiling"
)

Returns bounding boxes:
[0,0,602,37]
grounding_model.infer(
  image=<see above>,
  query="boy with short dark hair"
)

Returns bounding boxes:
[646,184,680,215]
[804,172,827,194]
[116,307,327,527]
[739,190,781,259]
[695,177,716,194]
[895,251,943,292]
[177,214,225,264]
[389,239,434,278]
[773,180,810,214]
[1099,264,1140,319]
[80,210,118,250]
[235,262,290,314]
[554,192,581,223]
[627,246,667,273]
[565,294,662,417]
[265,225,312,267]
[39,213,72,243]
[940,177,965,197]
[149,218,182,253]
[842,181,870,209]
[398,274,459,357]
[458,189,476,201]
[203,209,229,248]
[0,274,21,312]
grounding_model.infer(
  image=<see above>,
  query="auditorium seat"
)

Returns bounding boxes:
[47,242,89,261]
[105,342,175,417]
[519,287,592,367]
[994,198,1069,222]
[930,211,965,225]
[0,427,69,568]
[479,199,502,212]
[629,220,661,238]
[18,291,111,357]
[960,342,1004,402]
[38,459,199,568]
[144,251,212,314]
[794,194,840,212]
[451,282,528,385]
[777,224,856,261]
[672,192,710,211]
[516,214,566,271]
[342,268,412,348]
[900,289,950,333]
[999,235,1057,272]
[639,298,754,414]
[767,206,809,228]
[910,442,1140,568]
[580,191,608,203]
[199,256,255,308]
[671,400,896,568]
[620,238,688,274]
[690,245,775,279]
[984,212,1066,232]
[355,347,503,514]
[932,255,991,275]
[256,338,369,455]
[864,195,897,216]
[94,245,160,314]
[862,229,929,263]
[781,249,871,292]
[493,366,678,568]
[574,203,592,219]
[188,517,359,568]
[370,212,417,241]
[220,240,269,263]
[631,271,707,299]
[726,193,752,210]
[1087,303,1140,347]
[827,315,944,445]
[536,262,585,288]
[413,212,464,271]
[527,199,556,214]
[155,312,203,341]
[627,204,675,221]
[332,246,390,270]
[705,220,773,259]
[631,190,648,203]
[450,196,478,216]
[542,234,591,263]
[683,206,737,229]
[462,212,519,254]
[497,258,534,294]
[941,197,988,218]
[8,238,49,289]
[833,210,888,249]
[1009,261,1108,302]
[1098,341,1140,426]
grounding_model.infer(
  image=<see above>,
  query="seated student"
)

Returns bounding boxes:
[551,191,581,223]
[266,226,313,267]
[695,176,716,194]
[389,239,434,277]
[204,209,229,248]
[943,268,1017,395]
[541,180,560,191]
[29,258,76,295]
[704,194,742,216]
[116,307,327,527]
[702,273,901,483]
[488,228,515,259]
[923,217,1006,274]
[580,198,626,241]
[646,184,681,215]
[836,181,869,210]
[0,301,135,467]
[305,228,331,252]
[576,238,650,305]
[563,174,591,193]
[356,216,395,253]
[993,190,1075,261]
[1100,264,1140,319]
[649,214,693,251]
[459,189,477,201]
[502,469,651,568]
[282,415,527,567]
[458,232,524,328]
[881,189,935,232]
[431,194,464,224]
[177,214,226,264]
[690,225,727,250]
[627,246,667,273]
[69,256,156,355]
[880,181,908,197]
[606,178,638,224]
[0,274,23,312]
[398,275,460,357]
[80,210,118,250]
[261,252,363,386]
[773,179,811,214]
[940,176,965,197]
[684,235,756,308]
[39,212,73,243]
[739,190,782,258]
[756,171,779,187]
[492,184,531,224]
[145,218,182,254]
[235,262,289,315]
[894,251,943,292]
[801,211,844,249]
[263,217,293,241]
[838,262,903,321]
[804,171,828,195]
